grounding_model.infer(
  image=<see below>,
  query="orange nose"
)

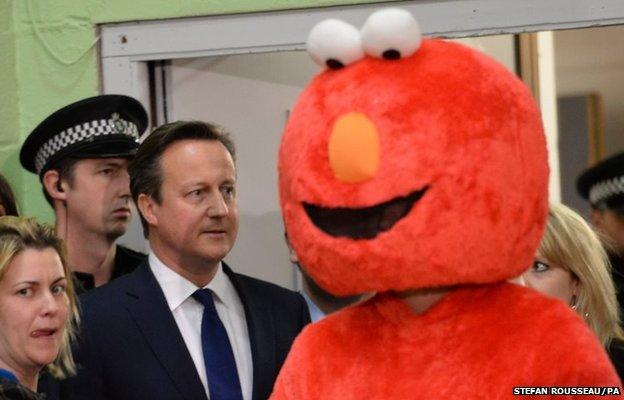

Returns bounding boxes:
[328,112,380,183]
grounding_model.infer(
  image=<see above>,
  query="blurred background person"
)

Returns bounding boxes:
[0,174,19,217]
[577,152,624,320]
[285,232,372,322]
[519,203,624,379]
[0,216,78,399]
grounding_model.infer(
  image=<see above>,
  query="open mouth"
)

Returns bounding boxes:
[303,186,429,240]
[31,329,57,338]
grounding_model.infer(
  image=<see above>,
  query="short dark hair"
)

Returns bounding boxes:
[129,120,236,237]
[41,157,80,207]
[0,174,19,216]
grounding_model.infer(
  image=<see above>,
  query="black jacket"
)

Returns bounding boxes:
[609,252,624,320]
[72,245,145,294]
[56,262,310,400]
[0,377,42,400]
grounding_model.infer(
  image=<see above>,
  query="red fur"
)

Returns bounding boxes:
[274,37,620,398]
[279,40,548,295]
[274,285,620,399]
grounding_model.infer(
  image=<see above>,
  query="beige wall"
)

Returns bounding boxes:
[555,25,624,157]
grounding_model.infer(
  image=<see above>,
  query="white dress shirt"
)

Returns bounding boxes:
[149,253,253,400]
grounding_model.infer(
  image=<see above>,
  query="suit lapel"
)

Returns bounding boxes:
[223,263,276,400]
[124,263,207,400]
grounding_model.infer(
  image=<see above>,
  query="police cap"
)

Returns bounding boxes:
[577,152,624,213]
[20,95,148,175]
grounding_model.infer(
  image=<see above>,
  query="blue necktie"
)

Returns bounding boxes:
[192,289,243,400]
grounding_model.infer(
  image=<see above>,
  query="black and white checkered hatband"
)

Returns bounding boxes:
[33,113,140,174]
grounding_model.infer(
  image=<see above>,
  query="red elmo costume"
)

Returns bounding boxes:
[272,8,621,399]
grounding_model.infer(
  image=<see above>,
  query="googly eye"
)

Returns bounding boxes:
[361,8,422,60]
[307,19,364,70]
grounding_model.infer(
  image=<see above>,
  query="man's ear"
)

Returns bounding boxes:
[137,193,158,227]
[42,170,67,202]
[284,232,299,263]
[590,208,604,231]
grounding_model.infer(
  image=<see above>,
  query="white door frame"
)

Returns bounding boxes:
[100,0,624,96]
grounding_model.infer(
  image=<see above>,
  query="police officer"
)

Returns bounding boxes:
[20,95,148,293]
[578,151,624,319]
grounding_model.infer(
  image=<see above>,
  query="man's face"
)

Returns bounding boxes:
[148,139,238,268]
[64,158,132,239]
[591,208,624,252]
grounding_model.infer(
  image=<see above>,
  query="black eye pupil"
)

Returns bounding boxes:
[326,59,344,70]
[382,49,401,60]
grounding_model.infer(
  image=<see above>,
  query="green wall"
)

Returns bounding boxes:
[0,0,22,217]
[1,0,385,222]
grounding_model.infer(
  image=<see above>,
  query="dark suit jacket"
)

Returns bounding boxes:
[58,262,310,400]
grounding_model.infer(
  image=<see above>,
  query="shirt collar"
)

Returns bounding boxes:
[149,252,233,311]
[301,291,326,323]
[203,260,231,308]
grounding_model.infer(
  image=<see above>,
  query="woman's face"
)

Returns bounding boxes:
[520,256,578,305]
[0,247,69,375]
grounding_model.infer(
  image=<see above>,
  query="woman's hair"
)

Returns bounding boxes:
[0,216,78,378]
[539,203,623,345]
[0,174,19,216]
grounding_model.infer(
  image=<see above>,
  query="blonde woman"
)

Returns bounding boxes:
[520,203,623,379]
[0,217,78,399]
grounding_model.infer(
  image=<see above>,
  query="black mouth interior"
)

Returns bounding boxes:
[303,186,429,240]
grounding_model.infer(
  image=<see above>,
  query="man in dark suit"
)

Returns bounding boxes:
[62,121,310,400]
